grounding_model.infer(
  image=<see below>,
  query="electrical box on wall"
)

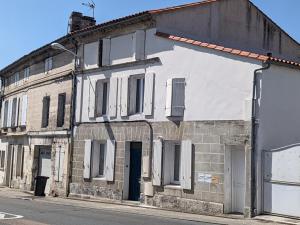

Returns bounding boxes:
[144,181,154,196]
[142,156,150,178]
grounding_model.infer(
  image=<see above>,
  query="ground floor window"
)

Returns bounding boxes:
[164,142,182,185]
[92,141,106,178]
[15,145,24,178]
[0,150,5,171]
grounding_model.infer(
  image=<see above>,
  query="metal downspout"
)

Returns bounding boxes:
[251,56,271,216]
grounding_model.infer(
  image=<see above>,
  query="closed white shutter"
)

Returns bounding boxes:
[165,78,185,117]
[102,38,111,66]
[109,77,118,118]
[21,95,28,126]
[15,73,19,86]
[120,77,129,117]
[180,140,192,190]
[134,30,145,60]
[84,41,99,70]
[84,140,92,180]
[105,139,115,181]
[7,99,12,128]
[15,97,19,126]
[88,79,96,118]
[165,79,173,117]
[152,139,162,186]
[144,72,155,116]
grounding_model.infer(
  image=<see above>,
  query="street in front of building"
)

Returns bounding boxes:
[0,195,221,225]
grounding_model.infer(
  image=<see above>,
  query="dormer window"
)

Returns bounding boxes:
[45,57,53,74]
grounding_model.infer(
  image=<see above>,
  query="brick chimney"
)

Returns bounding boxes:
[68,11,96,33]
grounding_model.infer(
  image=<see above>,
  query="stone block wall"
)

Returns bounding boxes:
[70,120,251,215]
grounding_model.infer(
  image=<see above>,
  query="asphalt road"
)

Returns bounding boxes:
[0,196,222,225]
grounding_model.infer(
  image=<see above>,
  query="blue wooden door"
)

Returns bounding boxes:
[128,143,142,201]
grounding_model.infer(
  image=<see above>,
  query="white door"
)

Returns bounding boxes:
[231,149,245,213]
[263,146,300,217]
[39,147,51,195]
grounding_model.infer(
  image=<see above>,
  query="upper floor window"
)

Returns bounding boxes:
[129,75,145,115]
[57,93,66,127]
[24,67,30,81]
[45,57,53,74]
[14,73,19,86]
[41,96,50,128]
[95,79,109,117]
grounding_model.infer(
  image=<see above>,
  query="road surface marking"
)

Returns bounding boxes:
[0,212,23,220]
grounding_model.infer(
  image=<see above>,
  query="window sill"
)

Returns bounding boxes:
[92,177,106,181]
[164,185,182,190]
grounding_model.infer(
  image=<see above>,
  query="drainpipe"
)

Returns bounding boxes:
[251,54,271,216]
[66,40,79,197]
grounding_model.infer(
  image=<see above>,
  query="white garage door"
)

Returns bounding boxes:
[263,144,300,218]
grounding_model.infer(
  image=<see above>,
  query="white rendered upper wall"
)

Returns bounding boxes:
[76,28,261,123]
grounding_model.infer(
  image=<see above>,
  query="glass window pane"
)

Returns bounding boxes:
[99,144,105,176]
[102,82,108,115]
[174,145,181,182]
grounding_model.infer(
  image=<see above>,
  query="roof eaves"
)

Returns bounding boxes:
[156,32,300,68]
[149,0,218,14]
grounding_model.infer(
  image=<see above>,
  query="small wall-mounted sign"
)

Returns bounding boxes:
[197,173,212,183]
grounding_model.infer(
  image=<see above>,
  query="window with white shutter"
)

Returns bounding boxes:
[105,139,115,181]
[84,41,99,70]
[7,99,12,128]
[45,57,53,74]
[120,77,129,117]
[95,79,109,117]
[152,139,162,186]
[180,140,192,190]
[84,139,92,180]
[109,77,118,118]
[162,140,192,189]
[129,75,145,115]
[20,95,28,127]
[91,141,106,178]
[88,79,96,118]
[24,67,30,81]
[143,72,155,116]
[14,73,19,86]
[165,78,186,117]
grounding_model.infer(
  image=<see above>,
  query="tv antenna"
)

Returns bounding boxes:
[82,0,96,18]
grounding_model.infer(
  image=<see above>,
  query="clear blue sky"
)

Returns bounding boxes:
[0,0,299,69]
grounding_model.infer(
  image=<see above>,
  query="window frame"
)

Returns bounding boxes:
[44,57,53,74]
[24,67,30,81]
[163,141,182,186]
[92,140,107,179]
[57,93,66,127]
[95,79,110,117]
[0,150,5,171]
[41,96,50,128]
[129,74,145,115]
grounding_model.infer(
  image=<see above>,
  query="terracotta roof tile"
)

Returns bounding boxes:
[155,32,300,68]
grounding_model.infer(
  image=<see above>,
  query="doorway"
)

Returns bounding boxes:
[128,142,142,201]
[38,146,51,195]
[231,149,246,213]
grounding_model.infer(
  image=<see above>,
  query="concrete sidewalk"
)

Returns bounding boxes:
[0,187,298,225]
